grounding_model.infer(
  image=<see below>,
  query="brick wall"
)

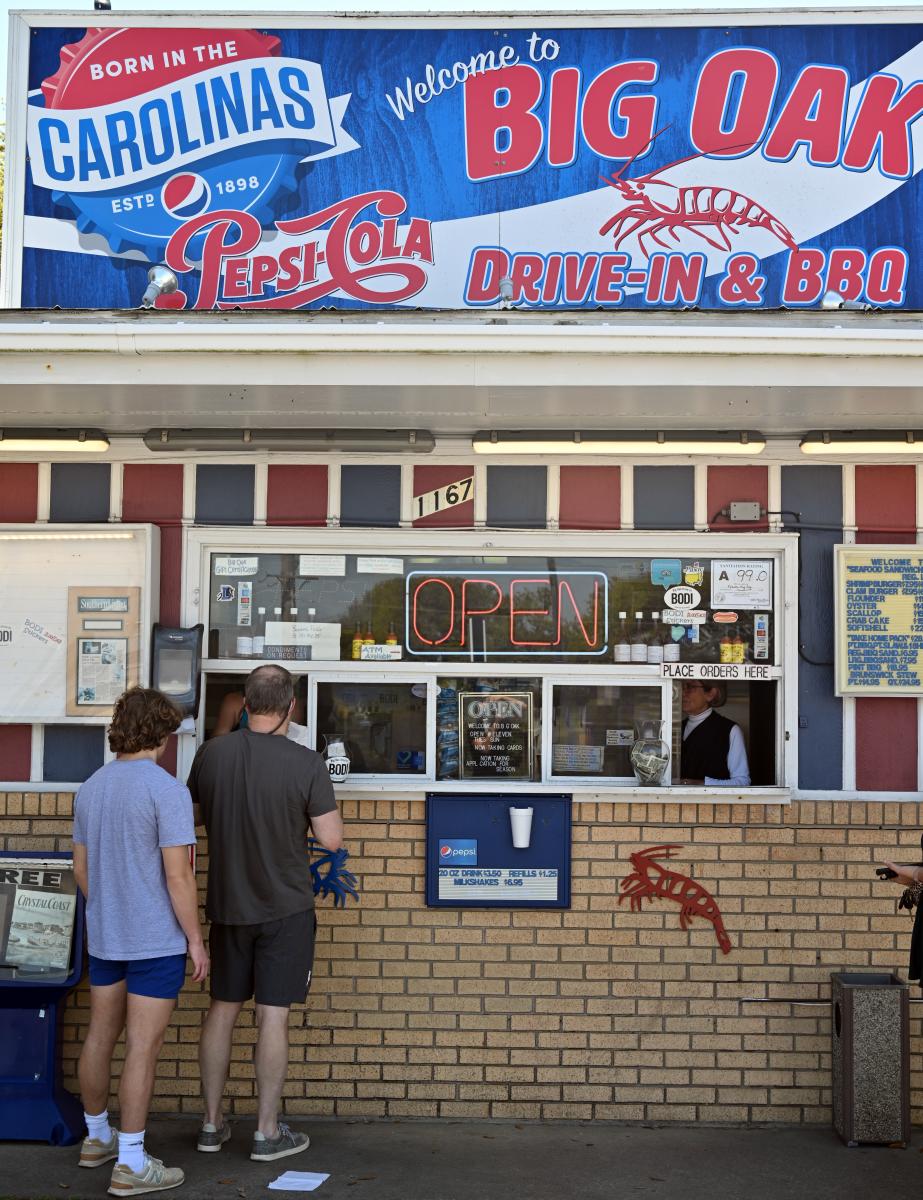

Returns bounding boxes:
[3,793,922,1123]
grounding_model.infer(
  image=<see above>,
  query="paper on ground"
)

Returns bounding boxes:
[268,1170,329,1191]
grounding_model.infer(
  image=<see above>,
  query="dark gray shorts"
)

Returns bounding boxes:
[209,909,316,1007]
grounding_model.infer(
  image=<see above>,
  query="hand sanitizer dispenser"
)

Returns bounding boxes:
[151,624,204,726]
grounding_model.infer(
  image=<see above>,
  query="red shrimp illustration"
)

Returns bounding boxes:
[618,844,732,954]
[598,133,798,258]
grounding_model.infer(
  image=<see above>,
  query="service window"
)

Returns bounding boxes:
[436,677,543,781]
[315,680,428,777]
[189,531,794,794]
[549,683,665,781]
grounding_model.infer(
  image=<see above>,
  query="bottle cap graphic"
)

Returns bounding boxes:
[37,26,300,259]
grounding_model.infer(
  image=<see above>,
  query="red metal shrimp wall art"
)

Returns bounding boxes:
[618,844,732,955]
[598,142,799,259]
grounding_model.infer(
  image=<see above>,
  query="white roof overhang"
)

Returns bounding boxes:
[0,312,921,437]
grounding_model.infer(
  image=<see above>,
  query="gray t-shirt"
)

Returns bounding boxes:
[73,758,196,961]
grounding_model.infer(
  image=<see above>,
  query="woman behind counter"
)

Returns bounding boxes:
[679,680,751,787]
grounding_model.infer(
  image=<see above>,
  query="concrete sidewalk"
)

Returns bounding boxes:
[0,1119,919,1200]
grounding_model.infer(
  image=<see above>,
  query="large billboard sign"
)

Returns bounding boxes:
[7,17,923,310]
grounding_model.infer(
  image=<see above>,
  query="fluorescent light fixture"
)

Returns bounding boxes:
[0,428,109,453]
[144,428,435,453]
[472,430,766,456]
[801,430,923,455]
[0,532,134,541]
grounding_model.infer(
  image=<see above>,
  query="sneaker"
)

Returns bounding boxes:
[108,1155,184,1196]
[249,1122,310,1162]
[197,1122,231,1153]
[79,1130,119,1168]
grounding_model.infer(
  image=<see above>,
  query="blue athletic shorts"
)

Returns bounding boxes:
[88,953,187,999]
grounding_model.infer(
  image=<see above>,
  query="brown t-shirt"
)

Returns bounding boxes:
[187,729,338,925]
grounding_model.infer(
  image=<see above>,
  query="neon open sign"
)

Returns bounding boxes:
[405,570,609,657]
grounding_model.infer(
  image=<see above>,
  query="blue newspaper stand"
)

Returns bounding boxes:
[0,851,85,1145]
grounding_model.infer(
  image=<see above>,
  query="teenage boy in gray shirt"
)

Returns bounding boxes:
[73,687,207,1197]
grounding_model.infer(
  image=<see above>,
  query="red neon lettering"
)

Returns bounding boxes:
[557,580,600,648]
[509,578,553,646]
[412,578,455,646]
[460,579,504,646]
[764,66,848,165]
[464,64,543,181]
[581,61,658,160]
[690,49,778,156]
[843,76,923,178]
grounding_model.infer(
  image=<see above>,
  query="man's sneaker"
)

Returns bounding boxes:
[108,1155,184,1196]
[196,1122,231,1153]
[250,1122,310,1162]
[79,1130,119,1168]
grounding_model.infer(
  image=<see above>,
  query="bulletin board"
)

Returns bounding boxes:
[425,794,571,909]
[0,526,157,722]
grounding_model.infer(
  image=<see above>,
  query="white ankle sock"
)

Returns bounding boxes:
[118,1130,146,1173]
[85,1109,113,1143]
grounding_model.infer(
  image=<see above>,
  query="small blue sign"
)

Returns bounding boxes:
[651,559,682,587]
[427,795,571,909]
[437,839,478,866]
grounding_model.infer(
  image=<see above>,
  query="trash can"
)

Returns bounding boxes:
[831,971,909,1147]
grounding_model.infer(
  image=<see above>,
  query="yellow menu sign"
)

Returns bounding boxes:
[835,546,923,696]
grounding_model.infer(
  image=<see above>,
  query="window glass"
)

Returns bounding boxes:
[672,680,778,786]
[436,678,542,781]
[207,552,776,666]
[316,681,427,775]
[550,684,662,778]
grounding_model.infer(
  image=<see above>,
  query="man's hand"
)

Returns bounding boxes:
[882,860,920,887]
[187,938,210,983]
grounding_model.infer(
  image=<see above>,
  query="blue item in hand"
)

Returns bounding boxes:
[307,839,360,907]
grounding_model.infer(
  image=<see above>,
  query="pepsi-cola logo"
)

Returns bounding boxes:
[162,173,212,220]
[440,845,453,858]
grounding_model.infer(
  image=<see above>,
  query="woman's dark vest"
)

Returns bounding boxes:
[680,710,734,780]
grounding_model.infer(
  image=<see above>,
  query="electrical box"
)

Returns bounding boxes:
[729,501,762,522]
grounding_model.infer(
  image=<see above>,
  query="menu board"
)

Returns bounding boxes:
[835,547,923,695]
[459,692,533,780]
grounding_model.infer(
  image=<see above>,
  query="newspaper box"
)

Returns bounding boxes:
[0,852,85,1145]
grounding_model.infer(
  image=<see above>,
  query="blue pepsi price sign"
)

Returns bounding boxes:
[13,19,923,308]
[426,794,571,909]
